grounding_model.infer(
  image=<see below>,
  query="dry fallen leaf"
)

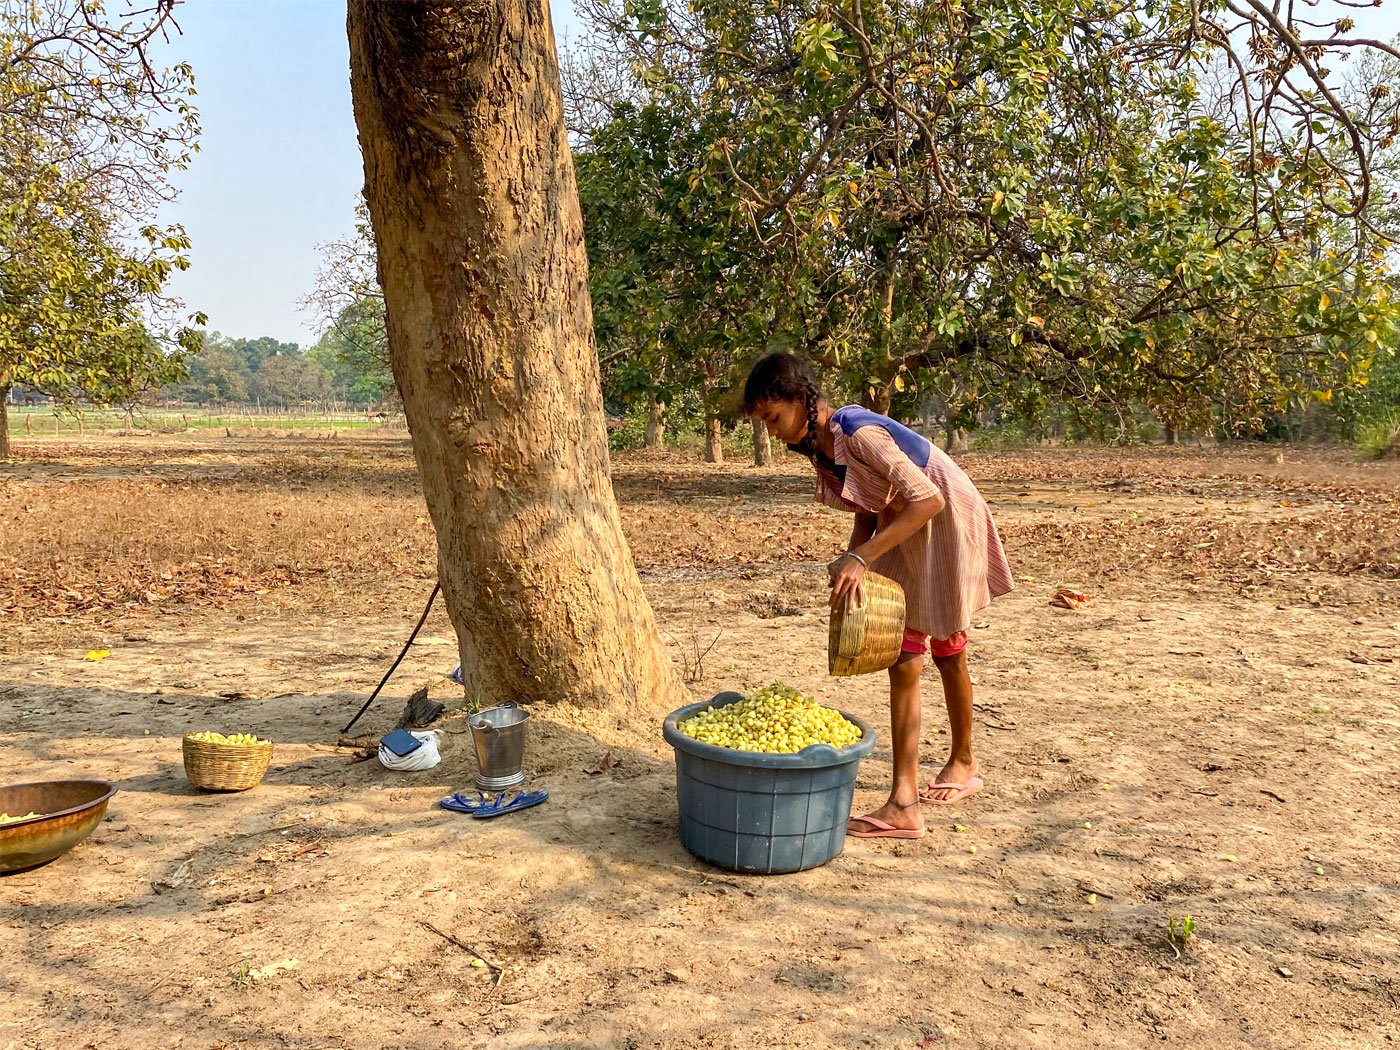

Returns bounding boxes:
[1049,588,1094,610]
[584,750,619,775]
[152,859,195,894]
[247,959,300,982]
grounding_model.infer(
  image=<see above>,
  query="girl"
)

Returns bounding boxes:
[743,353,1014,839]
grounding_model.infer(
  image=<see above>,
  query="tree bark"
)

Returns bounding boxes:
[861,384,892,415]
[704,414,724,463]
[944,427,968,454]
[1164,425,1179,445]
[752,417,771,466]
[0,383,10,460]
[347,1,680,710]
[644,394,665,448]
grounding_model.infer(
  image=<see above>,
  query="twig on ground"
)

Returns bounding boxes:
[146,972,176,995]
[421,921,505,987]
[230,822,302,839]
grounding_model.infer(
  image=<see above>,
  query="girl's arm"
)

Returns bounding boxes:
[847,512,878,552]
[853,492,944,563]
[829,493,944,607]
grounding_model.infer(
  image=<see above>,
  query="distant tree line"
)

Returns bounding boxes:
[160,332,395,408]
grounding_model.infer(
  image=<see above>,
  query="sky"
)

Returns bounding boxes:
[158,0,587,347]
[158,0,1398,348]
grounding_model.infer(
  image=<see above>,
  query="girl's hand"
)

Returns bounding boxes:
[827,552,866,611]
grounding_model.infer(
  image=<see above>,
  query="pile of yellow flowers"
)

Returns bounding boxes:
[188,731,270,747]
[677,682,862,754]
[0,811,40,825]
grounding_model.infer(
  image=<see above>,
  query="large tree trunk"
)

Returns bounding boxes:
[347,1,680,710]
[1164,424,1179,445]
[0,383,10,460]
[644,394,665,448]
[752,417,771,466]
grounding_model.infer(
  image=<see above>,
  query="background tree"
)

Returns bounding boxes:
[300,196,394,405]
[0,0,202,457]
[306,326,396,407]
[167,334,252,404]
[0,155,200,450]
[347,0,682,709]
[247,350,331,407]
[573,95,816,460]
[569,0,1400,438]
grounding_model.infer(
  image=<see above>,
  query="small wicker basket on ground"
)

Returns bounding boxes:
[828,570,906,676]
[182,734,273,792]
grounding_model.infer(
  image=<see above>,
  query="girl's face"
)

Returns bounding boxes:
[752,399,808,444]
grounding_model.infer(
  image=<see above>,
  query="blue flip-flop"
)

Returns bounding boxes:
[438,791,487,814]
[470,789,549,820]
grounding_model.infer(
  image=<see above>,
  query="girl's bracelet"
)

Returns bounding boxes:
[845,550,868,568]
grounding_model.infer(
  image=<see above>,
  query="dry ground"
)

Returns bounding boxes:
[1,431,1398,1050]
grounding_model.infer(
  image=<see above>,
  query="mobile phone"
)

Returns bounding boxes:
[380,728,424,757]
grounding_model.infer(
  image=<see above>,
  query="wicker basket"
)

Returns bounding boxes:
[828,570,906,676]
[182,734,274,792]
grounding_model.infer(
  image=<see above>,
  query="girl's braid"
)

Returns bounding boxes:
[798,378,822,459]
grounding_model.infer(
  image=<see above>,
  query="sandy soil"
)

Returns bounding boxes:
[1,433,1398,1049]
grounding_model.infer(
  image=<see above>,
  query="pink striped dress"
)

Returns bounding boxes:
[813,407,1014,640]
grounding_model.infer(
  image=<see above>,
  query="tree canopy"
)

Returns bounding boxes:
[0,0,203,454]
[568,0,1400,436]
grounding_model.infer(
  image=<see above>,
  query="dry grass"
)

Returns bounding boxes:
[2,433,1397,635]
[1,473,434,620]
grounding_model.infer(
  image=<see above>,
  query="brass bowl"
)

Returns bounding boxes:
[0,780,118,874]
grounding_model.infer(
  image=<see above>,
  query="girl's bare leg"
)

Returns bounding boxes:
[847,652,926,833]
[925,651,979,799]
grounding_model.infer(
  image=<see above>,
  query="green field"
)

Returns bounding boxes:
[3,405,400,436]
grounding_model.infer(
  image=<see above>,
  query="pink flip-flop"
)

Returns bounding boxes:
[846,814,927,840]
[919,776,984,805]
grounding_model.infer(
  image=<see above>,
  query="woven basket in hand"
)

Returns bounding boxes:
[182,734,274,792]
[828,569,906,677]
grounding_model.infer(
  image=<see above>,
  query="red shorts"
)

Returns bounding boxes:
[900,628,968,658]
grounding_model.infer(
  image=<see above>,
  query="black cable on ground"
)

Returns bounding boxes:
[341,581,442,735]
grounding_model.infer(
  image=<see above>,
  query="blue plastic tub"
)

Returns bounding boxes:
[662,691,877,874]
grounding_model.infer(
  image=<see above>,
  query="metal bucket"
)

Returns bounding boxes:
[469,702,529,791]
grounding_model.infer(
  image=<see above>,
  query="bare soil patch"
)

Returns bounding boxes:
[2,433,1397,1049]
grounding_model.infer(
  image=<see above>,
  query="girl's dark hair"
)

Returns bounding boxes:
[742,352,823,457]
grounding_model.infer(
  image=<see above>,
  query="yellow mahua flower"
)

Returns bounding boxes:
[678,682,861,754]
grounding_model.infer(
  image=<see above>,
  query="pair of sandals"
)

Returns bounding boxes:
[847,776,984,840]
[439,788,549,819]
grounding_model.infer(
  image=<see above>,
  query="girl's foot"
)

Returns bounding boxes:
[847,797,924,835]
[922,756,981,803]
